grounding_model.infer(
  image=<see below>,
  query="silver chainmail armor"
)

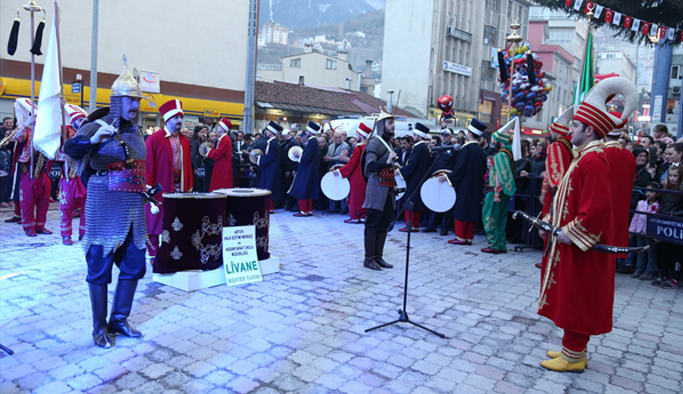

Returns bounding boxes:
[75,108,147,254]
[362,136,395,211]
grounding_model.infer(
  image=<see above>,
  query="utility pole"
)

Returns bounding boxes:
[243,0,258,134]
[88,0,98,112]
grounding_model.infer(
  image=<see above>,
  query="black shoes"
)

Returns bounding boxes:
[364,256,382,270]
[108,319,142,338]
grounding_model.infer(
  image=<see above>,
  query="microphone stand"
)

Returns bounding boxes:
[366,148,447,339]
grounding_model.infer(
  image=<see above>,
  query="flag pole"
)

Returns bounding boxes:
[53,0,67,176]
[506,20,524,124]
[575,4,594,104]
[23,1,45,179]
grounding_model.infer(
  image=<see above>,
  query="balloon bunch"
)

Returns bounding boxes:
[497,43,552,118]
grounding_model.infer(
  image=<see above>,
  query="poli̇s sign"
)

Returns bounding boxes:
[647,215,683,245]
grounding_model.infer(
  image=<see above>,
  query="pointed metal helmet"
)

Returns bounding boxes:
[111,54,142,98]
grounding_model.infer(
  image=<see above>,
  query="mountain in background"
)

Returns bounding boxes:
[259,0,384,30]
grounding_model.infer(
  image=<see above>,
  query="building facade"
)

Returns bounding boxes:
[0,0,248,128]
[256,45,368,92]
[383,0,531,130]
[596,51,637,83]
[260,22,289,46]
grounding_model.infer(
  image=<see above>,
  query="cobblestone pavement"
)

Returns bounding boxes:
[1,202,682,394]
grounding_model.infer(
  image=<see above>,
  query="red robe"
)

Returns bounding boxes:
[603,141,636,258]
[539,140,615,336]
[145,128,193,235]
[337,144,367,219]
[208,134,233,191]
[541,137,573,216]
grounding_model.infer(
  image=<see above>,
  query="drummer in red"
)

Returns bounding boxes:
[201,117,233,191]
[59,104,89,245]
[145,100,193,257]
[334,122,371,223]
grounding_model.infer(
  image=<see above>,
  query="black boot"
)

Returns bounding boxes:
[89,283,114,348]
[108,280,143,338]
[363,230,382,270]
[375,231,393,269]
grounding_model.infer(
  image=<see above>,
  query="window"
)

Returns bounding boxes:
[326,59,337,70]
[290,58,301,68]
[484,26,496,45]
[671,65,682,79]
[486,0,498,11]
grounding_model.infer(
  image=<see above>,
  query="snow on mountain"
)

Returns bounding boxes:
[260,0,384,30]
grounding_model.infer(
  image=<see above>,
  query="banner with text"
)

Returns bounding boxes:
[222,225,263,286]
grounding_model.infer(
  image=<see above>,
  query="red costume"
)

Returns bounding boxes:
[539,140,615,360]
[144,127,193,252]
[541,137,573,217]
[14,125,53,235]
[207,134,233,191]
[58,126,86,240]
[602,140,636,258]
[337,143,367,221]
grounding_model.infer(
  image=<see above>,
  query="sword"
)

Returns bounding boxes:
[512,210,649,254]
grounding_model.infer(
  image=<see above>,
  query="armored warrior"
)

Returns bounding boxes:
[362,110,398,271]
[64,58,148,348]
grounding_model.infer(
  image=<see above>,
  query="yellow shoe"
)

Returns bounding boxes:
[540,356,586,373]
[546,350,561,359]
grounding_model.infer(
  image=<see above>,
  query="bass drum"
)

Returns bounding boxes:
[214,188,272,261]
[321,165,350,201]
[420,176,456,213]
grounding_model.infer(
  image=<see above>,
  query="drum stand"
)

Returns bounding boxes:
[0,343,13,355]
[366,160,446,339]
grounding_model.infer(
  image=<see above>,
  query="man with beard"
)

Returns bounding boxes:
[64,58,148,348]
[362,110,398,271]
[289,121,321,216]
[439,119,488,246]
[145,100,193,257]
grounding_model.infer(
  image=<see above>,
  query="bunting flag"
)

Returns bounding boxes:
[594,5,603,18]
[604,8,614,23]
[565,0,683,44]
[612,12,622,26]
[623,16,633,29]
[32,10,63,160]
[642,22,651,36]
[574,29,594,105]
[584,1,594,14]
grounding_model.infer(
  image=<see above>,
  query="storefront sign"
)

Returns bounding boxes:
[140,71,160,94]
[222,225,263,286]
[0,78,6,95]
[443,61,472,77]
[647,215,683,245]
[651,95,663,124]
[205,109,220,117]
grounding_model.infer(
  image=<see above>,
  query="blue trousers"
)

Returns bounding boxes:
[86,228,146,285]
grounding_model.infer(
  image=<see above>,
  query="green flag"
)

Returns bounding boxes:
[574,29,594,104]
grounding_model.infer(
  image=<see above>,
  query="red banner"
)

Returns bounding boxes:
[584,1,594,14]
[604,8,614,24]
[642,22,651,36]
[565,0,572,7]
[623,16,633,29]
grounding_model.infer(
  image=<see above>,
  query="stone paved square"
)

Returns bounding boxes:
[1,203,682,393]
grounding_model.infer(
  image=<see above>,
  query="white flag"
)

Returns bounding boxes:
[594,5,604,18]
[33,11,63,160]
[651,23,659,37]
[573,0,584,11]
[612,12,622,26]
[631,19,641,32]
[666,26,675,41]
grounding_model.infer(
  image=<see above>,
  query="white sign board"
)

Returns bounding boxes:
[140,71,160,94]
[652,95,663,124]
[222,225,263,287]
[443,61,472,77]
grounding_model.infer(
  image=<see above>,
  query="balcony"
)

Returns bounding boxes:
[447,26,473,43]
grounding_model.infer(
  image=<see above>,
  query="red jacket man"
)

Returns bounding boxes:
[203,117,233,191]
[336,122,370,223]
[145,99,193,256]
[538,76,638,373]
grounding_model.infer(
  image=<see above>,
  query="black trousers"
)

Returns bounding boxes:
[86,228,146,285]
[365,195,394,233]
